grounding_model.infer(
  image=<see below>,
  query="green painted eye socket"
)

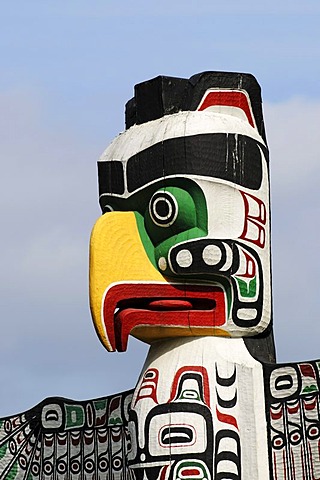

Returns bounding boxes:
[145,186,201,246]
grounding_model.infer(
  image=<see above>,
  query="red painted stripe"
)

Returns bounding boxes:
[216,407,238,429]
[299,363,316,378]
[160,465,169,480]
[270,407,283,421]
[181,469,201,477]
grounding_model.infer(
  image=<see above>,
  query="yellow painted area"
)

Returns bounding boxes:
[89,212,165,350]
[189,326,230,337]
[131,325,230,344]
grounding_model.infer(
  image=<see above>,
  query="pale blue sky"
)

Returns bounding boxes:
[0,1,319,416]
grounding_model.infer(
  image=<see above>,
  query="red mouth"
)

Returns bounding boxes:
[103,283,226,351]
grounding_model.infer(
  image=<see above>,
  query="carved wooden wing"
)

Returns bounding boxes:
[0,389,134,479]
[264,360,320,480]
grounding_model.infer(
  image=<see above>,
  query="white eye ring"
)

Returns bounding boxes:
[149,191,178,227]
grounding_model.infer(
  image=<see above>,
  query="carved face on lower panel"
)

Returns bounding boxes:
[89,72,272,352]
[126,336,268,480]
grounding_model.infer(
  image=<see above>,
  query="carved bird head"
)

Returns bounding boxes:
[89,72,272,354]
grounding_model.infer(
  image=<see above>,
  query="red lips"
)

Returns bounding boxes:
[103,283,226,351]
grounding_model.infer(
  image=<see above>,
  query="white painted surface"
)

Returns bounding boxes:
[132,336,270,479]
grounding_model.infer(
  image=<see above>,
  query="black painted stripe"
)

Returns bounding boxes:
[126,133,266,192]
[98,134,267,196]
[98,160,125,195]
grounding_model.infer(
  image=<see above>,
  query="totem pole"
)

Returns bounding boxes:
[0,72,319,480]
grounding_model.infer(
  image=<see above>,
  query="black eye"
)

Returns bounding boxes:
[149,191,178,227]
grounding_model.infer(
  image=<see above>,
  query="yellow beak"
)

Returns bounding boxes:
[89,211,164,351]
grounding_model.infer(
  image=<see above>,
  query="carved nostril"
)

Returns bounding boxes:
[176,249,193,268]
[202,244,222,266]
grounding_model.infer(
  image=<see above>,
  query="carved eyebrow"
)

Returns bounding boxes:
[97,133,268,196]
[126,133,266,192]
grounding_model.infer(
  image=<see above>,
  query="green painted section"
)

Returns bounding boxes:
[108,416,123,426]
[93,399,107,411]
[0,442,7,460]
[143,183,208,274]
[154,226,207,271]
[236,277,256,298]
[6,461,18,479]
[65,405,85,429]
[302,385,318,394]
[175,460,208,480]
[144,185,207,246]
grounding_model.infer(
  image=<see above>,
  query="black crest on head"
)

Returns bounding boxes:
[125,71,266,143]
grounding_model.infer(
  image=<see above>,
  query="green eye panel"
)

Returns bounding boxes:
[145,185,205,245]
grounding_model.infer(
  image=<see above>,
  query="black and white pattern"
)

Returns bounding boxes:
[0,390,133,480]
